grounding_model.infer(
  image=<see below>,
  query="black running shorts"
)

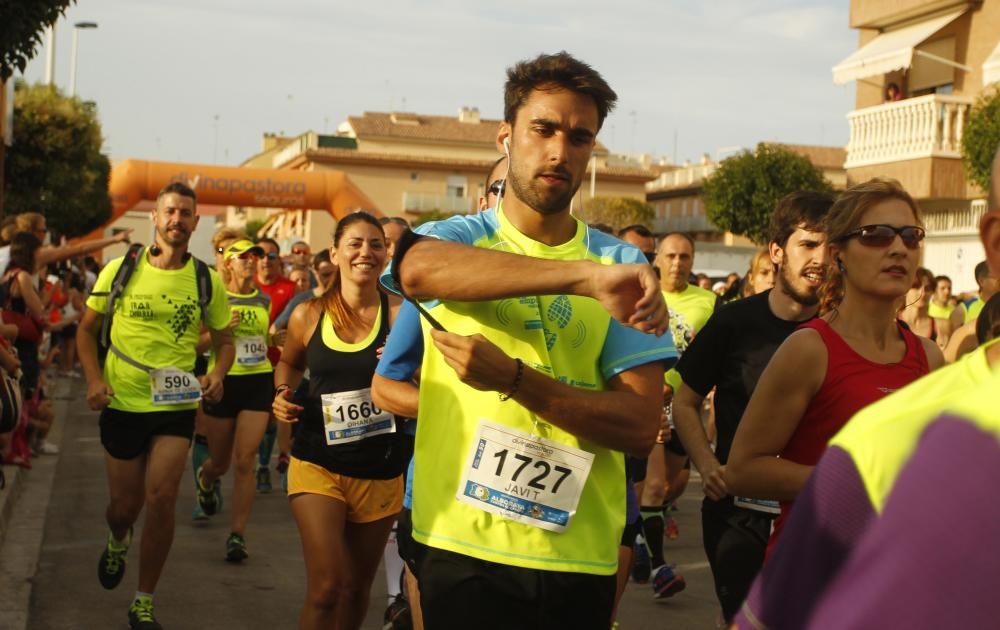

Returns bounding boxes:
[100,408,197,460]
[201,372,274,418]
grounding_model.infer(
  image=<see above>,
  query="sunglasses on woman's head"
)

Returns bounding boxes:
[840,224,925,249]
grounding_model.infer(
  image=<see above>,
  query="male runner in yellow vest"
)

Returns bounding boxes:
[383,52,675,629]
[78,183,234,630]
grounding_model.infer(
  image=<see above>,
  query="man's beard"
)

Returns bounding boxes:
[779,263,821,306]
[508,165,578,216]
[157,226,189,247]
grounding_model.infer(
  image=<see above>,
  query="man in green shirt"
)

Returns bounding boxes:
[78,182,234,630]
[636,232,719,596]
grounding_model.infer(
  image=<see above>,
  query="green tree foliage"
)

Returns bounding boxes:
[4,81,111,237]
[244,218,266,241]
[961,88,1000,193]
[0,0,75,80]
[578,196,654,232]
[703,143,833,244]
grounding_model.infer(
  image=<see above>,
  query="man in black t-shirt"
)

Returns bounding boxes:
[672,191,833,624]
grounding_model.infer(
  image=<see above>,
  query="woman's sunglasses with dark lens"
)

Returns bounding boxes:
[487,180,504,196]
[263,252,280,260]
[841,224,925,249]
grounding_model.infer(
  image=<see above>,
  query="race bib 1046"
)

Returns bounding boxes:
[235,335,267,366]
[456,420,594,533]
[149,367,201,405]
[320,387,395,446]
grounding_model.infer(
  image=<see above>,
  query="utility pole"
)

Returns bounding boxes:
[45,24,56,86]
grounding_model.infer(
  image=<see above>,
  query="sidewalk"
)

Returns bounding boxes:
[0,375,75,630]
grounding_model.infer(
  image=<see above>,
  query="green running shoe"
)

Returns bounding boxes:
[128,596,162,630]
[256,466,272,493]
[225,532,249,563]
[97,528,131,590]
[195,465,221,516]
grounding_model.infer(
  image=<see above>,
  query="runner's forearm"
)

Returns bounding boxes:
[371,374,419,418]
[724,456,812,502]
[273,360,305,396]
[208,329,235,378]
[672,388,719,476]
[510,362,661,457]
[76,309,104,386]
[399,239,595,302]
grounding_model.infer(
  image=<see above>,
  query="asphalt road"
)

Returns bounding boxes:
[15,378,721,630]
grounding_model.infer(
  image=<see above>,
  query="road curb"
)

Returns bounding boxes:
[0,376,74,630]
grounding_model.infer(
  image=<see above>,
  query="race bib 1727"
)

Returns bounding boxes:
[456,419,594,533]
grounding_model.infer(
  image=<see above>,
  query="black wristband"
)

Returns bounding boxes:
[390,229,427,291]
[499,358,524,402]
[274,384,291,397]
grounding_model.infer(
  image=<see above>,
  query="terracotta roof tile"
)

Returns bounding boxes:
[346,111,609,152]
[348,111,502,145]
[775,143,847,170]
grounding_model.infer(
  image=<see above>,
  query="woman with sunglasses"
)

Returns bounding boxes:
[194,239,275,561]
[272,212,403,630]
[726,178,943,556]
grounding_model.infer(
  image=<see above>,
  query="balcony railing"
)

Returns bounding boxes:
[402,192,473,214]
[845,94,973,168]
[923,199,988,236]
[647,164,717,191]
[652,214,717,233]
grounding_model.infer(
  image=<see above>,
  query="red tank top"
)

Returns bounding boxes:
[768,318,929,555]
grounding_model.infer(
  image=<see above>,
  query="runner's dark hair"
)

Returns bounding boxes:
[320,212,385,331]
[157,181,197,202]
[504,51,617,130]
[767,191,835,249]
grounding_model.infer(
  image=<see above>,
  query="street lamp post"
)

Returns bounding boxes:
[69,21,98,97]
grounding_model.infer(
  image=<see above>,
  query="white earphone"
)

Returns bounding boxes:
[503,137,510,156]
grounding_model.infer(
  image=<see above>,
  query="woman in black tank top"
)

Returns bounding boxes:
[272,212,402,630]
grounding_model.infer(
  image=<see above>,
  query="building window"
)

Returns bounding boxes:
[446,175,467,198]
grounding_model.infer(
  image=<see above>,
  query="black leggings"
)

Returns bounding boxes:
[701,497,772,622]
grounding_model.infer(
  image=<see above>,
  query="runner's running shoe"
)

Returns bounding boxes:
[128,596,162,630]
[382,594,411,630]
[225,532,249,563]
[631,536,651,583]
[652,564,686,599]
[192,503,209,522]
[256,465,272,493]
[665,516,680,540]
[195,465,222,516]
[97,527,132,590]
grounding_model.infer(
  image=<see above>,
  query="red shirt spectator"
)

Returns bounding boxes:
[256,238,296,365]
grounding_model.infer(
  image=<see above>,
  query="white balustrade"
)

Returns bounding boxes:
[845,94,973,168]
[923,199,987,236]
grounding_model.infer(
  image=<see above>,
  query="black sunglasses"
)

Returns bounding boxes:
[840,224,925,249]
[487,179,504,196]
[262,252,280,260]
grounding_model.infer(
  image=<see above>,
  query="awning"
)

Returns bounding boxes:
[984,41,1000,86]
[832,9,965,84]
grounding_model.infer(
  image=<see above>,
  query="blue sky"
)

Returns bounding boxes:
[22,0,858,166]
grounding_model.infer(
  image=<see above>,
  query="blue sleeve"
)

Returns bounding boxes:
[380,214,481,294]
[376,300,424,381]
[274,291,310,330]
[599,319,678,381]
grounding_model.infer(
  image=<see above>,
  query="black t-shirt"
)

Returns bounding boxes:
[675,290,813,465]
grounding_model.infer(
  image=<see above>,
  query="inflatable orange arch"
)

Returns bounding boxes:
[78,159,381,241]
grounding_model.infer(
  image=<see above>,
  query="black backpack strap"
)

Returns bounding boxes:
[99,243,145,346]
[192,256,213,325]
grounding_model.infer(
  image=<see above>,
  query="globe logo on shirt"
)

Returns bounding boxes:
[546,295,573,329]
